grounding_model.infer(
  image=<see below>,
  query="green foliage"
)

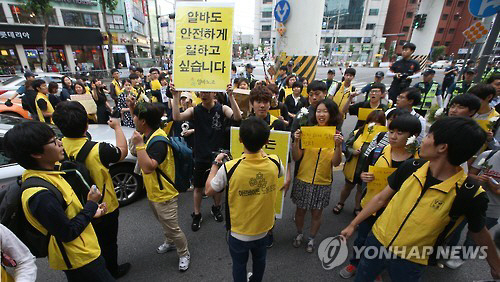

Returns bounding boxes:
[349,44,355,53]
[431,45,446,62]
[323,44,330,57]
[99,0,118,12]
[22,0,53,16]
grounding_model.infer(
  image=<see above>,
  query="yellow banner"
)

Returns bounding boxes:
[475,119,490,132]
[300,126,337,149]
[174,3,234,91]
[367,166,396,194]
[230,127,291,218]
[358,108,382,121]
[360,125,387,143]
[269,109,281,118]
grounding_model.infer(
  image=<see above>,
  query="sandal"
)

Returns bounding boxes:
[332,202,344,215]
[353,208,362,216]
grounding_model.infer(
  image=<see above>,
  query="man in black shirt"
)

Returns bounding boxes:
[387,43,421,104]
[442,61,459,94]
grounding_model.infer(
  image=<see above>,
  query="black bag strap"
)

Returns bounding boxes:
[225,158,243,231]
[484,150,498,164]
[75,140,97,163]
[267,156,281,173]
[428,176,481,265]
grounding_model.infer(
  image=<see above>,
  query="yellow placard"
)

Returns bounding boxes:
[70,94,97,114]
[360,125,387,143]
[367,166,397,195]
[300,126,337,149]
[173,3,234,91]
[269,109,281,118]
[230,127,291,218]
[233,89,251,118]
[475,119,490,132]
[358,108,382,121]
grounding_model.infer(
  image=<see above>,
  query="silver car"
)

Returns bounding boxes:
[0,73,73,99]
[0,114,144,206]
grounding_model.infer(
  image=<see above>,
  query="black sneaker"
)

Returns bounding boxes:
[211,205,224,222]
[111,262,131,279]
[266,233,274,248]
[191,213,202,231]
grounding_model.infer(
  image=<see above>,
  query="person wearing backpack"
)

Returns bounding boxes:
[205,117,285,282]
[52,101,130,279]
[339,114,421,279]
[130,102,190,272]
[3,121,112,282]
[341,117,500,281]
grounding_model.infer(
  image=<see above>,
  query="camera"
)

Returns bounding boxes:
[212,149,232,163]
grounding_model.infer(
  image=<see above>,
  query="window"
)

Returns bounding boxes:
[442,14,449,20]
[434,41,440,46]
[457,1,465,7]
[350,37,362,43]
[9,5,57,25]
[406,12,414,18]
[106,14,125,30]
[261,25,271,31]
[325,37,332,43]
[446,0,453,6]
[363,37,371,43]
[449,28,455,34]
[263,0,273,3]
[337,37,347,43]
[410,0,417,3]
[369,9,379,16]
[402,26,410,32]
[438,28,444,33]
[366,23,376,30]
[262,11,272,18]
[454,14,460,20]
[0,7,6,23]
[62,10,100,27]
[445,41,451,46]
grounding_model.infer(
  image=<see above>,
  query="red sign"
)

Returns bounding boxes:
[11,6,20,15]
[142,0,148,16]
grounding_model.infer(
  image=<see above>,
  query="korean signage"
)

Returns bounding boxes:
[174,2,234,91]
[0,25,102,45]
[53,0,98,6]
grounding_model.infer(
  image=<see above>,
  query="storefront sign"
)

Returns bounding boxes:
[53,0,98,6]
[174,2,234,91]
[0,25,102,45]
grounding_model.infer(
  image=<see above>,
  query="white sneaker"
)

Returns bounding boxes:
[157,242,176,254]
[247,272,253,282]
[179,253,190,272]
[444,258,465,269]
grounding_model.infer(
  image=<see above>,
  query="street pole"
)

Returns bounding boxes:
[154,0,162,66]
[458,42,474,79]
[474,14,500,83]
[146,0,155,59]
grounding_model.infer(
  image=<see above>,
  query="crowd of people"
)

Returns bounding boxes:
[1,41,500,282]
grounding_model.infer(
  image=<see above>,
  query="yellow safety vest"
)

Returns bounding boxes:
[415,81,439,111]
[151,79,161,91]
[225,153,281,235]
[451,80,474,99]
[332,82,353,116]
[21,170,100,270]
[372,162,484,265]
[112,79,122,95]
[142,128,178,202]
[35,92,54,124]
[61,137,119,213]
[297,142,335,186]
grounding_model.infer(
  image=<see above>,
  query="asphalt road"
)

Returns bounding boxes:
[33,66,496,281]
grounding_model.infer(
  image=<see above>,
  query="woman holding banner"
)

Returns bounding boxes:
[290,99,343,253]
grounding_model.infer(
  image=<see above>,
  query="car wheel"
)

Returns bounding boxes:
[110,163,143,206]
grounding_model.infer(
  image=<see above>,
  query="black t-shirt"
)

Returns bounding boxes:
[98,142,122,168]
[387,160,488,233]
[143,132,168,164]
[389,58,421,89]
[192,103,228,162]
[348,101,388,130]
[284,94,307,115]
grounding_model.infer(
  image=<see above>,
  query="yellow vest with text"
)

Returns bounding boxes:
[142,128,178,202]
[372,162,484,265]
[61,137,119,213]
[361,145,418,208]
[225,153,281,236]
[297,145,335,186]
[21,170,100,270]
[35,92,54,124]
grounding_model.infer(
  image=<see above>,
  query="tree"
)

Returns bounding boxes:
[259,43,265,53]
[100,0,118,69]
[349,44,355,53]
[23,0,54,72]
[388,45,395,61]
[323,44,330,57]
[431,45,446,62]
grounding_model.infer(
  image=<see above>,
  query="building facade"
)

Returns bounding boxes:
[253,0,275,48]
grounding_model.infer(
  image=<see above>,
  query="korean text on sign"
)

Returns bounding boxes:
[174,3,234,91]
[300,126,337,149]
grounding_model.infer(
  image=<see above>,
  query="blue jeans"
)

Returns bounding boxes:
[228,235,267,282]
[350,215,378,267]
[354,233,426,282]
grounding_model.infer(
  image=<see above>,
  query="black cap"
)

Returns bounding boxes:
[423,69,436,75]
[111,68,120,74]
[466,68,477,74]
[375,71,384,77]
[245,63,255,69]
[327,69,335,74]
[129,65,137,71]
[24,71,36,78]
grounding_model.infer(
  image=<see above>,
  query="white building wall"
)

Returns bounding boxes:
[410,0,445,56]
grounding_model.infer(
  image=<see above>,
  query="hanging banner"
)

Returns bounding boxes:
[230,127,291,219]
[174,2,234,91]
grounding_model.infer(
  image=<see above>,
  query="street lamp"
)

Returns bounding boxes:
[323,12,349,65]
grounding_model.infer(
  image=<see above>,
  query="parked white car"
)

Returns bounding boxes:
[0,73,71,99]
[0,114,143,206]
[431,60,451,69]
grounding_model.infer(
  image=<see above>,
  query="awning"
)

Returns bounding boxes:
[0,24,103,45]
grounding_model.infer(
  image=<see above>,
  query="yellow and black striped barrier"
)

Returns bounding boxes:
[275,54,318,83]
[411,54,429,71]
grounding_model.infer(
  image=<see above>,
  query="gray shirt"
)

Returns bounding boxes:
[472,150,500,218]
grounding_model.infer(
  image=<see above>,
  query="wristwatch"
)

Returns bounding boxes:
[212,160,223,167]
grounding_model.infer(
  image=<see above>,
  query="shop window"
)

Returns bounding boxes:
[406,12,414,19]
[263,0,272,3]
[366,23,375,30]
[442,14,449,20]
[350,37,362,43]
[0,7,6,23]
[262,11,272,18]
[325,37,332,43]
[337,37,347,43]
[0,46,20,73]
[434,41,440,46]
[9,5,57,25]
[369,9,379,16]
[262,25,271,31]
[106,14,125,30]
[402,26,410,32]
[62,10,100,28]
[438,28,444,33]
[446,0,453,6]
[445,41,451,46]
[363,37,371,43]
[72,45,105,70]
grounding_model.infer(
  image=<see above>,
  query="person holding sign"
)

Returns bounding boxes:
[333,110,386,216]
[291,99,343,253]
[250,86,287,131]
[172,84,242,232]
[289,80,328,134]
[284,81,308,120]
[344,82,387,130]
[339,114,421,279]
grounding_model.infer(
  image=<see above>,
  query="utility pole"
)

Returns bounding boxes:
[475,15,500,82]
[154,0,162,65]
[146,0,155,59]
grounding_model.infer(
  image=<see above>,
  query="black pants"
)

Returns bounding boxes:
[63,256,115,282]
[93,209,120,275]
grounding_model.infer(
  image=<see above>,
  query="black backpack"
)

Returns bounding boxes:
[58,140,98,204]
[0,177,66,258]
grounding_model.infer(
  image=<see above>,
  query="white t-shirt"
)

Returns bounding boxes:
[472,150,500,219]
[0,224,37,281]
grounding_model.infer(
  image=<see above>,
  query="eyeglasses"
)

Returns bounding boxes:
[44,137,59,146]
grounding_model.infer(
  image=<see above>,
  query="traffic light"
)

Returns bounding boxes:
[420,14,427,28]
[413,14,421,29]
